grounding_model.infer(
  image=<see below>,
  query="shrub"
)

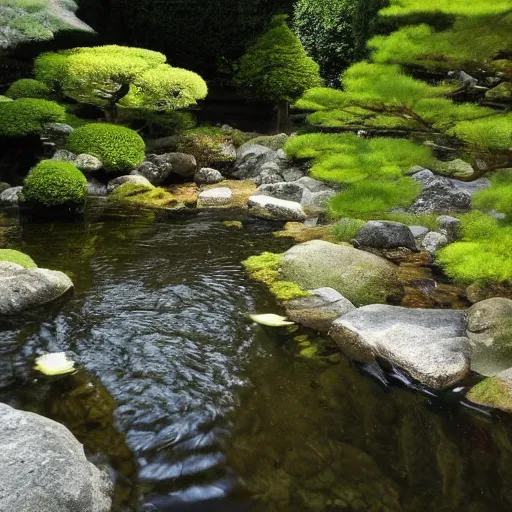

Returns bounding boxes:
[473,170,512,217]
[0,98,66,137]
[66,123,145,173]
[23,160,87,208]
[5,79,51,100]
[176,132,236,169]
[0,249,37,268]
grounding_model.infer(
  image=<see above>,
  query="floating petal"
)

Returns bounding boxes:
[34,352,75,376]
[249,313,295,327]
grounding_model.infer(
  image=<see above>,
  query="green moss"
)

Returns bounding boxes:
[109,183,181,209]
[0,98,65,137]
[269,281,311,301]
[109,183,154,199]
[245,134,288,151]
[223,220,243,229]
[66,123,145,173]
[5,79,51,100]
[0,96,13,102]
[467,377,512,412]
[0,249,37,268]
[242,252,283,273]
[22,160,87,209]
[473,170,512,217]
[332,218,365,242]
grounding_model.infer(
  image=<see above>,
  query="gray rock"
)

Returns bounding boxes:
[421,231,448,255]
[252,163,283,185]
[0,186,23,206]
[145,136,178,153]
[107,175,154,194]
[131,154,173,185]
[304,189,336,211]
[0,403,112,512]
[255,181,310,204]
[75,154,102,172]
[0,182,11,193]
[197,187,233,207]
[280,240,403,306]
[281,167,305,182]
[466,298,512,377]
[329,305,470,389]
[433,158,475,180]
[232,145,283,181]
[236,144,273,165]
[87,178,107,197]
[159,153,196,178]
[411,169,435,184]
[52,149,77,162]
[452,177,490,196]
[409,225,429,238]
[284,287,356,332]
[0,261,73,315]
[409,165,429,175]
[437,215,461,242]
[42,122,74,138]
[295,176,334,193]
[195,167,224,185]
[408,176,471,214]
[353,221,418,251]
[247,195,307,222]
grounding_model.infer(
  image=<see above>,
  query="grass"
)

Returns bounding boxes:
[0,249,37,268]
[332,218,365,242]
[473,170,512,217]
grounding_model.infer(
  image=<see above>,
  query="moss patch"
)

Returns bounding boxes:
[0,249,37,268]
[224,220,243,229]
[109,183,183,209]
[269,281,311,301]
[466,377,512,412]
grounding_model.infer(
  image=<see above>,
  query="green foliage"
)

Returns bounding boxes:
[0,96,13,102]
[381,0,512,17]
[66,123,145,173]
[22,160,87,208]
[332,218,365,242]
[6,79,51,99]
[236,15,322,104]
[185,126,251,148]
[450,114,512,151]
[176,132,236,169]
[0,98,65,137]
[0,249,37,268]
[473,170,512,216]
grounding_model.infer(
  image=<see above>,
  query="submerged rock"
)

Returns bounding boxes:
[353,220,418,252]
[0,262,73,315]
[197,187,233,207]
[0,186,23,206]
[284,287,355,332]
[329,305,470,389]
[248,195,307,222]
[0,403,112,512]
[87,178,107,197]
[280,240,403,306]
[466,298,512,377]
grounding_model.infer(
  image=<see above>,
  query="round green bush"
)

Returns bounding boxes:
[66,123,145,173]
[5,79,51,100]
[0,98,66,137]
[0,249,37,268]
[23,160,88,209]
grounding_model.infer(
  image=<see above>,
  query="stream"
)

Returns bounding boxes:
[0,201,512,512]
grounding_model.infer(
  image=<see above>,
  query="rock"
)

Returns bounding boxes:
[280,240,403,306]
[466,281,512,304]
[295,176,334,193]
[159,153,196,178]
[52,149,77,162]
[237,134,288,156]
[75,154,102,173]
[433,159,475,180]
[0,186,23,206]
[42,122,74,139]
[232,145,283,181]
[409,225,429,238]
[0,261,73,315]
[283,287,356,332]
[145,136,178,153]
[466,298,512,376]
[195,167,224,185]
[0,403,112,512]
[437,215,461,242]
[247,195,307,222]
[466,369,512,412]
[281,167,305,182]
[255,181,311,205]
[411,169,435,184]
[236,143,273,164]
[0,182,11,193]
[452,177,490,196]
[107,175,154,194]
[304,190,336,211]
[353,221,418,252]
[408,175,471,214]
[329,305,470,389]
[131,154,173,185]
[409,165,428,175]
[421,231,448,255]
[252,162,283,185]
[87,178,107,197]
[215,141,237,166]
[197,187,233,207]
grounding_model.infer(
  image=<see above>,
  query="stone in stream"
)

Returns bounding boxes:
[329,304,470,389]
[280,240,403,306]
[283,287,356,332]
[352,220,418,251]
[107,175,154,194]
[0,186,23,206]
[466,298,512,377]
[466,369,512,413]
[421,231,448,255]
[0,261,74,315]
[247,195,307,222]
[87,178,108,197]
[197,187,233,207]
[0,403,112,512]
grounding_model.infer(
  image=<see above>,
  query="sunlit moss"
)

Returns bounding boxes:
[269,281,311,301]
[0,249,37,268]
[467,377,512,412]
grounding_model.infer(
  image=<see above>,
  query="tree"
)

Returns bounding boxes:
[235,15,322,133]
[34,45,208,122]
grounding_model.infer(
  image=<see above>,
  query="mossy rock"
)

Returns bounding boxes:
[109,182,182,209]
[466,371,512,413]
[239,133,289,154]
[0,249,37,268]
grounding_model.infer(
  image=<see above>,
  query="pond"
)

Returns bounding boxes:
[0,202,512,512]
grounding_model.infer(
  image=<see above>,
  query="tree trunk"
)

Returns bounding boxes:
[276,101,292,134]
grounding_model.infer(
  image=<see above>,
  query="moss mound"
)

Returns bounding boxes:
[5,79,51,100]
[109,182,179,209]
[0,98,66,137]
[0,249,37,268]
[23,160,87,209]
[66,123,145,173]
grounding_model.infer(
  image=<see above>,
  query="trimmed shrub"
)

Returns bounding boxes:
[5,79,51,100]
[23,160,87,209]
[0,249,37,268]
[0,98,66,137]
[66,123,145,173]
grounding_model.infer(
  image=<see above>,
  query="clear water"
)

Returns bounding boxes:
[0,202,511,512]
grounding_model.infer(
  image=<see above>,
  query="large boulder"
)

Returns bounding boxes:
[466,298,512,377]
[329,305,470,389]
[107,175,154,194]
[232,144,287,181]
[253,162,284,185]
[352,221,418,252]
[131,154,173,185]
[247,195,307,222]
[283,287,356,332]
[159,152,196,178]
[0,262,73,315]
[0,186,23,206]
[255,181,311,205]
[0,403,112,512]
[280,240,403,306]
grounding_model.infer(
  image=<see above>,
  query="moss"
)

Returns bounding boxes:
[22,160,87,209]
[187,126,251,147]
[269,281,311,301]
[224,221,243,229]
[66,123,145,173]
[0,249,37,268]
[466,377,512,412]
[167,183,198,205]
[245,133,288,151]
[5,79,51,100]
[177,132,235,169]
[243,252,283,273]
[299,345,319,358]
[109,183,182,209]
[0,96,13,102]
[109,183,154,199]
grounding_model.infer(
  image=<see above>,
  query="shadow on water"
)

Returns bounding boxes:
[1,203,512,511]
